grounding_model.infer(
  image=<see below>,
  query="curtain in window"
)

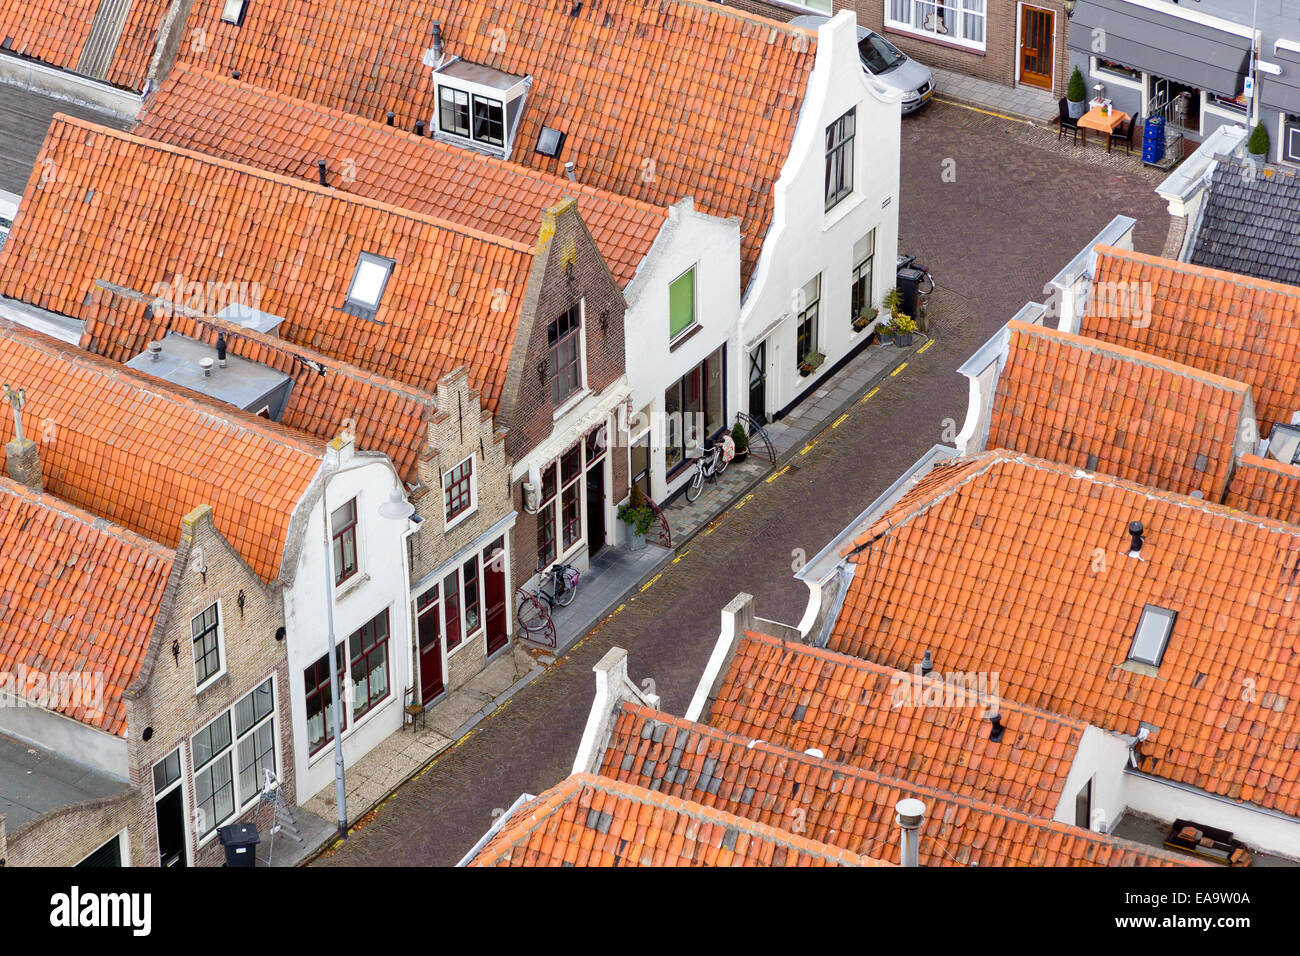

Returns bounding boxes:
[963,0,985,45]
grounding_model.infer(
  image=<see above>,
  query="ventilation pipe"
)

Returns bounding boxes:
[199,357,215,379]
[147,341,163,362]
[1128,521,1144,557]
[564,161,576,182]
[317,160,328,187]
[919,648,933,677]
[431,22,443,65]
[895,799,925,867]
[987,710,1004,743]
[414,120,425,136]
[387,111,396,126]
[216,333,228,368]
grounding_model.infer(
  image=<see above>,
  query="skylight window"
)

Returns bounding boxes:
[1268,423,1300,465]
[344,253,394,321]
[1127,604,1177,667]
[221,0,249,25]
[536,126,566,159]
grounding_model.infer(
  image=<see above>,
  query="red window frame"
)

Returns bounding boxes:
[443,568,463,650]
[304,644,347,756]
[348,611,391,721]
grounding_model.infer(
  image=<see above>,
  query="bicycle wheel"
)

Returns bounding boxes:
[717,449,730,474]
[685,467,703,502]
[516,591,549,633]
[555,570,578,607]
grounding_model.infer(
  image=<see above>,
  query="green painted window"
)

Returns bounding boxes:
[669,268,696,340]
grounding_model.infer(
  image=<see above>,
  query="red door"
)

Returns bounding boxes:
[417,586,444,704]
[484,538,509,655]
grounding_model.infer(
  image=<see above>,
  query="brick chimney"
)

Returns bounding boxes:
[3,385,42,494]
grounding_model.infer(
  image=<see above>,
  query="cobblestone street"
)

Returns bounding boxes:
[313,101,1172,867]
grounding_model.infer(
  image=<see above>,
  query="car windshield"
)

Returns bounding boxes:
[859,34,905,74]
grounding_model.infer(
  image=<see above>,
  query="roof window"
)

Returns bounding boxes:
[431,59,530,157]
[344,253,394,321]
[221,0,249,25]
[536,126,566,159]
[1127,604,1176,667]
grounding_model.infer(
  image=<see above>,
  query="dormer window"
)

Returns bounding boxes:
[1268,423,1300,465]
[345,252,393,321]
[1128,604,1176,667]
[221,0,249,25]
[430,59,530,157]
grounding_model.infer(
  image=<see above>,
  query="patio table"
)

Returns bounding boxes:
[1078,106,1130,153]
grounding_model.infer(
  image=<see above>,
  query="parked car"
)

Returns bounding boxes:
[789,15,935,114]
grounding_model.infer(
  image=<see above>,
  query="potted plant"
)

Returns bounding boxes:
[893,314,917,348]
[1249,123,1270,157]
[853,305,878,333]
[798,351,825,377]
[731,421,749,461]
[617,486,656,551]
[1067,66,1087,120]
[876,317,896,346]
[883,286,905,318]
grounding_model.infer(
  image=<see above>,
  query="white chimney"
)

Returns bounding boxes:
[895,798,926,867]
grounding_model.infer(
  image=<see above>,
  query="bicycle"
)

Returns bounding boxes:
[533,562,579,609]
[684,436,731,503]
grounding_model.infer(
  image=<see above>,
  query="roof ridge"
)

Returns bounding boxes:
[0,475,177,562]
[658,0,825,36]
[0,319,327,461]
[160,64,673,223]
[1008,320,1252,394]
[1235,453,1300,479]
[615,701,1193,864]
[1094,244,1300,299]
[48,114,539,257]
[736,628,1089,732]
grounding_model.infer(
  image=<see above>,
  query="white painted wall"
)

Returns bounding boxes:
[1053,725,1131,832]
[740,11,902,418]
[0,703,128,780]
[282,443,415,806]
[621,198,742,502]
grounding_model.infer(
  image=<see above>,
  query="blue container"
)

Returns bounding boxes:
[1142,116,1166,164]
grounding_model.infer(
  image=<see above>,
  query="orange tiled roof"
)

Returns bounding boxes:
[0,476,173,736]
[831,449,1300,817]
[0,0,168,89]
[1081,246,1300,433]
[0,320,323,581]
[988,320,1251,499]
[467,772,887,867]
[80,283,436,482]
[0,116,534,412]
[137,65,669,289]
[706,631,1083,817]
[1224,454,1300,525]
[174,0,816,284]
[602,703,1195,866]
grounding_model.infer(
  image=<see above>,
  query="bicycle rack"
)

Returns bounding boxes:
[514,587,556,649]
[736,412,777,466]
[643,493,672,550]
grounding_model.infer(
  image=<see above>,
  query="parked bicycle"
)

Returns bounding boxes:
[684,435,733,503]
[516,562,579,643]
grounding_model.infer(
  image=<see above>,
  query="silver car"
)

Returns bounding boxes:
[789,15,936,114]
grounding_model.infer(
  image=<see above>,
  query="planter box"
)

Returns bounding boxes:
[1067,98,1086,120]
[624,522,646,551]
[895,331,914,348]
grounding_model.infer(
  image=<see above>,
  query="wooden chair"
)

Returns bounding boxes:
[1116,116,1137,154]
[1057,97,1080,144]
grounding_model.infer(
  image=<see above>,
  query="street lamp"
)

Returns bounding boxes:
[321,463,414,841]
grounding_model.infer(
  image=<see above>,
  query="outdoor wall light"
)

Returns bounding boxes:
[1063,0,1076,16]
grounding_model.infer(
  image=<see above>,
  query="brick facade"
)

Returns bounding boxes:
[728,0,1070,96]
[1,789,141,867]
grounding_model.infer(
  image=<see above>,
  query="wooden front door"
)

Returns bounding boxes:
[484,537,509,655]
[417,585,445,704]
[1019,5,1055,90]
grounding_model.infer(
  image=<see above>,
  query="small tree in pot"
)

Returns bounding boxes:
[617,486,657,551]
[731,421,749,461]
[1066,67,1087,120]
[1249,123,1270,157]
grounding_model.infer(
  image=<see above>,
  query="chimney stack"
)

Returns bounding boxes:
[3,385,43,494]
[1128,520,1144,556]
[216,333,228,368]
[564,161,576,182]
[895,799,925,867]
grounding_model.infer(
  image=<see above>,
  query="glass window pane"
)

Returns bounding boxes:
[705,347,724,437]
[463,557,481,633]
[669,268,696,339]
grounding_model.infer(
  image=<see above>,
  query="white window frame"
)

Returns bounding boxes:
[191,600,227,693]
[668,265,698,345]
[220,0,249,26]
[1089,55,1143,92]
[1279,113,1300,167]
[191,711,237,844]
[551,299,590,421]
[152,748,192,866]
[886,0,987,52]
[443,453,479,531]
[191,677,279,847]
[344,253,394,321]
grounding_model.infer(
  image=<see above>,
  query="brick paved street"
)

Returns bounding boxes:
[313,101,1171,866]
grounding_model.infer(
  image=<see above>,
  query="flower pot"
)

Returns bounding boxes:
[1067,98,1086,120]
[623,521,646,551]
[895,331,914,348]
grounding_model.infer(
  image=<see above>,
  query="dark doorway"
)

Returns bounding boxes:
[417,585,445,704]
[748,342,767,426]
[484,538,509,655]
[586,465,606,556]
[155,786,187,867]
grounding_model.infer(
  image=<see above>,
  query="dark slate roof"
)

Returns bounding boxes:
[1190,157,1300,287]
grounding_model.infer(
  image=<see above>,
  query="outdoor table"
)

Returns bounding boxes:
[1077,106,1130,153]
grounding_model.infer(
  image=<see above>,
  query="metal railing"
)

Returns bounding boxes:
[736,412,776,465]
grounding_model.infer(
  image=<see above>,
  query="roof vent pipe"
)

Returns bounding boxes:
[199,357,214,379]
[987,711,1004,743]
[317,160,328,186]
[1128,521,1144,556]
[414,120,425,136]
[919,648,933,677]
[216,333,228,368]
[564,161,576,182]
[432,22,443,64]
[895,799,925,868]
[147,341,162,362]
[387,111,395,126]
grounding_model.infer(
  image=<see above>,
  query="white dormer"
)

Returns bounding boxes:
[430,58,532,159]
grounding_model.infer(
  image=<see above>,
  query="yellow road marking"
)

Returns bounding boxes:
[734,493,754,510]
[800,441,817,455]
[932,96,1029,124]
[766,465,790,483]
[860,386,880,403]
[917,339,934,354]
[832,413,849,429]
[640,573,662,592]
[614,603,626,613]
[891,362,907,376]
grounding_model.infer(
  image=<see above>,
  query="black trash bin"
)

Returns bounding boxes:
[896,263,935,330]
[218,822,260,867]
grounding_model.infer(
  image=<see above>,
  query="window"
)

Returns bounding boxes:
[1128,605,1177,667]
[331,498,359,586]
[851,230,876,327]
[669,267,697,341]
[536,462,559,569]
[472,95,505,146]
[560,444,583,552]
[664,347,726,473]
[153,749,181,795]
[887,0,986,49]
[192,713,234,837]
[443,454,476,525]
[349,612,391,720]
[192,603,222,688]
[1208,90,1248,115]
[536,126,566,158]
[825,109,855,211]
[438,86,470,137]
[344,253,394,320]
[548,304,582,407]
[859,33,906,74]
[1074,778,1093,829]
[1285,115,1300,165]
[304,643,346,755]
[1093,58,1141,84]
[1268,423,1300,464]
[796,275,821,364]
[234,679,276,805]
[443,568,462,650]
[220,0,248,25]
[462,556,482,635]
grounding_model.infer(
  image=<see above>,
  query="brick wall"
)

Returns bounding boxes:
[2,789,142,867]
[123,504,291,867]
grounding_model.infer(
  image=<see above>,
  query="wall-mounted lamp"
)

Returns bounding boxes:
[171,640,180,666]
[1063,0,1076,16]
